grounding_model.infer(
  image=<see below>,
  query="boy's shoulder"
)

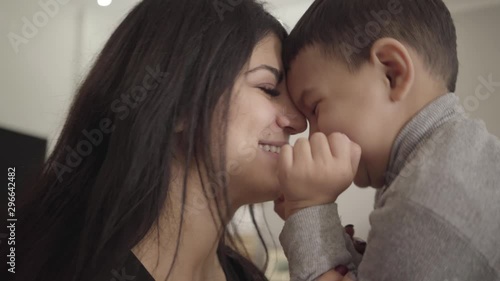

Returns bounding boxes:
[378,116,500,267]
[418,116,500,180]
[389,115,500,201]
[394,115,500,186]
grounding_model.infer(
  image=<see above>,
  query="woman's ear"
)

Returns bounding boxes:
[370,38,414,102]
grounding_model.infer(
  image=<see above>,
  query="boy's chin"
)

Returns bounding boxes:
[354,172,371,188]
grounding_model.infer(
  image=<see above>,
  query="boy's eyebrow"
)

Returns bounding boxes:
[246,65,284,84]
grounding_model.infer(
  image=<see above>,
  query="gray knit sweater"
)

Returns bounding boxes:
[279,93,500,281]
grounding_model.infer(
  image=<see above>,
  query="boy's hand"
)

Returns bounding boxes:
[277,132,361,219]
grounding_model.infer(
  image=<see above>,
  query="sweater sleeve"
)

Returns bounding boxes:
[279,203,356,281]
[280,198,498,281]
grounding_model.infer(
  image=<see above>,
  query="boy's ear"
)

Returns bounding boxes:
[370,38,414,102]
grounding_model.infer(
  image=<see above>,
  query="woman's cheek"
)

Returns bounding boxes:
[236,140,258,164]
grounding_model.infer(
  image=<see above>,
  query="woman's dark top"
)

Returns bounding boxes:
[99,246,267,281]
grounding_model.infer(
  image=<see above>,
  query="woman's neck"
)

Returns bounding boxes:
[132,167,232,281]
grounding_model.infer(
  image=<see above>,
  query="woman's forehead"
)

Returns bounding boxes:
[248,34,283,71]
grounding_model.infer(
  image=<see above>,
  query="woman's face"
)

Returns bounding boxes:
[225,34,307,208]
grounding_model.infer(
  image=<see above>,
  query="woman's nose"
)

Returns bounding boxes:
[276,107,307,135]
[275,84,307,135]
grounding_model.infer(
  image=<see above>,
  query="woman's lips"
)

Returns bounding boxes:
[257,141,288,155]
[258,143,282,154]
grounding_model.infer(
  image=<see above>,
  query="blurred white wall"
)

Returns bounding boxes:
[0,0,82,151]
[0,0,137,152]
[453,7,500,137]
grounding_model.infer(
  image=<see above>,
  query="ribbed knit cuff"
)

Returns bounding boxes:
[279,203,352,281]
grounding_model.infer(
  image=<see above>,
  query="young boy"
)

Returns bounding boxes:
[275,0,500,280]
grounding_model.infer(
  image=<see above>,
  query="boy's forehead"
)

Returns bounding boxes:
[288,46,336,81]
[290,45,323,67]
[286,47,327,97]
[290,44,348,71]
[287,45,350,87]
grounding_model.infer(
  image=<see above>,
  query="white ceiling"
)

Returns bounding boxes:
[87,0,500,14]
[443,0,500,13]
[265,0,500,11]
[82,0,500,38]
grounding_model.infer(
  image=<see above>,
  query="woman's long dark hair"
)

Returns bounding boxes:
[11,0,286,280]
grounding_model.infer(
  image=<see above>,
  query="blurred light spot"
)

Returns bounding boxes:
[97,0,112,7]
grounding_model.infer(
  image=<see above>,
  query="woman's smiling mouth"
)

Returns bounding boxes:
[258,141,287,155]
[258,144,282,154]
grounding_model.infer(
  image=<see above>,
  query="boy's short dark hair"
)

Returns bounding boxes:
[284,0,459,92]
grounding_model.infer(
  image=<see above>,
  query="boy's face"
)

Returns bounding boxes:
[287,45,402,188]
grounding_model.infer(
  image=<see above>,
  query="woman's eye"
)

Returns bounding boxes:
[259,87,280,97]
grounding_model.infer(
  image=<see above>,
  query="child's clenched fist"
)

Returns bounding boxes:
[277,132,361,219]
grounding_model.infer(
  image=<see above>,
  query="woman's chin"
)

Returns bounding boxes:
[269,188,282,201]
[245,187,282,205]
[263,186,282,202]
[257,148,280,162]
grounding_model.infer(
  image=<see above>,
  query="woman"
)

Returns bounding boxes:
[12,0,306,280]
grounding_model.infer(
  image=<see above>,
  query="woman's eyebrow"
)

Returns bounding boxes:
[246,64,284,84]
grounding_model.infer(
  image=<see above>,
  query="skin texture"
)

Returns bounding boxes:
[132,34,306,281]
